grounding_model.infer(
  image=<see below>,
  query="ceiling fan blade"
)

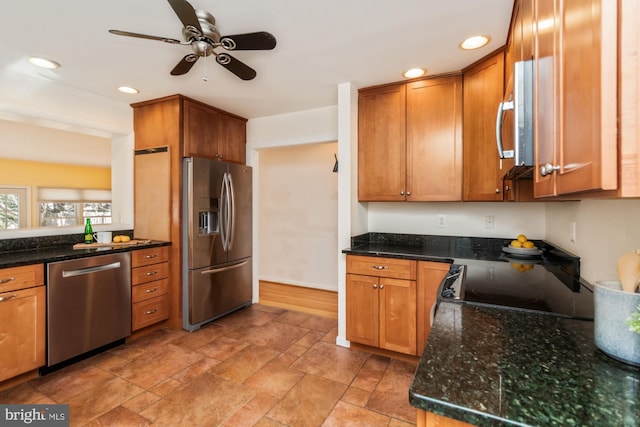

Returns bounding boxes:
[166,0,203,35]
[171,54,199,75]
[109,29,182,44]
[220,31,277,51]
[215,53,257,80]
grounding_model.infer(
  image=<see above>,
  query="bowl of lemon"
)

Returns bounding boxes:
[502,234,543,257]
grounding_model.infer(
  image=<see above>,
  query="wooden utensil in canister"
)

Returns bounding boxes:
[617,250,640,293]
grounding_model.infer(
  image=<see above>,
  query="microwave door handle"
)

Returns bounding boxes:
[495,99,515,160]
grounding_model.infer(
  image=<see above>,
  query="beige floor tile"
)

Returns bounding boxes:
[140,373,255,427]
[197,335,250,361]
[169,323,230,350]
[241,321,310,351]
[121,391,162,414]
[267,374,347,427]
[322,401,391,427]
[273,310,312,326]
[295,330,327,348]
[149,378,183,397]
[341,386,371,407]
[0,382,53,404]
[221,393,279,426]
[351,354,390,391]
[300,315,338,333]
[322,326,339,343]
[389,417,417,426]
[366,359,418,422]
[243,360,305,398]
[171,357,220,383]
[83,405,152,427]
[210,344,280,383]
[30,366,117,403]
[291,341,369,385]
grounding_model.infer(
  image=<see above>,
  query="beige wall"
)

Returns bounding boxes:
[545,199,640,284]
[258,142,339,291]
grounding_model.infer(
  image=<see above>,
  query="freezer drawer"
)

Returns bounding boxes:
[186,257,252,329]
[46,253,131,366]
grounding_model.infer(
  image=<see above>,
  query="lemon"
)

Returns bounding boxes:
[517,234,528,243]
[113,235,122,243]
[510,240,523,248]
[522,241,535,249]
[120,235,131,243]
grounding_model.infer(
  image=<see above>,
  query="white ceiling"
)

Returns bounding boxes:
[0,0,513,138]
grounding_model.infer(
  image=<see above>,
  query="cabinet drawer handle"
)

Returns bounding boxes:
[144,271,158,276]
[371,265,388,270]
[144,288,158,293]
[0,276,15,285]
[144,308,158,315]
[144,254,158,259]
[0,294,17,302]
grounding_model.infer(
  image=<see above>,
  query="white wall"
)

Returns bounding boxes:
[367,202,545,239]
[258,142,339,290]
[545,199,640,284]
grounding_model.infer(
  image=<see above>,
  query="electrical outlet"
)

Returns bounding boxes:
[570,221,577,243]
[484,215,495,229]
[437,214,446,228]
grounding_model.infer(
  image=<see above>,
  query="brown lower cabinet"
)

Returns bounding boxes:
[0,264,45,382]
[417,409,475,427]
[346,255,449,356]
[131,247,170,331]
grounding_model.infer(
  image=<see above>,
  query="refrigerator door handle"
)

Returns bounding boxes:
[227,172,236,251]
[220,172,228,251]
[200,260,249,275]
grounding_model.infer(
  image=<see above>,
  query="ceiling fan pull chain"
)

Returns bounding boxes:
[202,54,208,82]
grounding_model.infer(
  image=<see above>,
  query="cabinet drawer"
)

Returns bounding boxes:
[132,278,169,303]
[132,262,169,286]
[131,246,169,268]
[346,255,416,280]
[132,295,169,331]
[0,264,44,293]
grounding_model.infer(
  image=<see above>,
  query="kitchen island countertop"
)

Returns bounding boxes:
[410,301,640,426]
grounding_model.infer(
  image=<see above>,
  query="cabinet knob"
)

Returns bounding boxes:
[505,185,511,192]
[495,188,501,193]
[379,285,384,290]
[406,191,411,196]
[372,284,377,289]
[400,191,405,196]
[540,163,560,176]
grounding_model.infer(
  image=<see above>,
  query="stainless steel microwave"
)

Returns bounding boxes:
[495,59,534,166]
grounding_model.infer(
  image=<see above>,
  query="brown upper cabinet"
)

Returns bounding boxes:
[358,75,463,202]
[463,50,508,201]
[133,94,247,164]
[533,0,640,198]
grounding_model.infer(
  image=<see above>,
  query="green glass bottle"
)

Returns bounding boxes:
[84,218,93,244]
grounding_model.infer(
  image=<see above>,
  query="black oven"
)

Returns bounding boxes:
[440,254,594,320]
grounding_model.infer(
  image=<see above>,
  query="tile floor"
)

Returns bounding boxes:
[0,304,419,426]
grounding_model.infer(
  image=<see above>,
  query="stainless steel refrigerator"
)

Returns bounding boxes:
[182,157,252,331]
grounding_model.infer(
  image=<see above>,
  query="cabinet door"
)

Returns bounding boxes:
[346,274,379,347]
[406,75,463,201]
[358,84,406,201]
[217,114,247,164]
[0,286,45,382]
[183,99,219,158]
[463,52,506,201]
[379,277,417,355]
[535,0,618,196]
[416,261,450,354]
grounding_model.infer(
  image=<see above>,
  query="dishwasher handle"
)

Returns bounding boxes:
[62,262,122,278]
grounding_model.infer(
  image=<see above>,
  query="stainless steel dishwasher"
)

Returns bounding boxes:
[46,252,131,368]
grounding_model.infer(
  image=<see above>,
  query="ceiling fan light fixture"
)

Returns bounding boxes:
[28,56,61,69]
[404,68,426,79]
[459,35,491,50]
[117,86,140,94]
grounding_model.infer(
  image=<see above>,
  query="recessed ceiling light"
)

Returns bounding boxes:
[459,35,491,50]
[404,68,426,79]
[28,56,61,69]
[118,86,140,94]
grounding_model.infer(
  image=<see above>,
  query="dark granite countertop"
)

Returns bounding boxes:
[0,232,170,269]
[410,302,640,426]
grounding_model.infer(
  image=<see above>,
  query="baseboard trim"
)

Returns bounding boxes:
[259,280,338,319]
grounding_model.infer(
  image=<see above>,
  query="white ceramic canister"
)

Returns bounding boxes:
[593,280,640,366]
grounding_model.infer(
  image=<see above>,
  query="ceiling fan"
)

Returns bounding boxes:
[109,0,276,80]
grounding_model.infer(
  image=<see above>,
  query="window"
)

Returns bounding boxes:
[0,187,29,229]
[37,188,112,227]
